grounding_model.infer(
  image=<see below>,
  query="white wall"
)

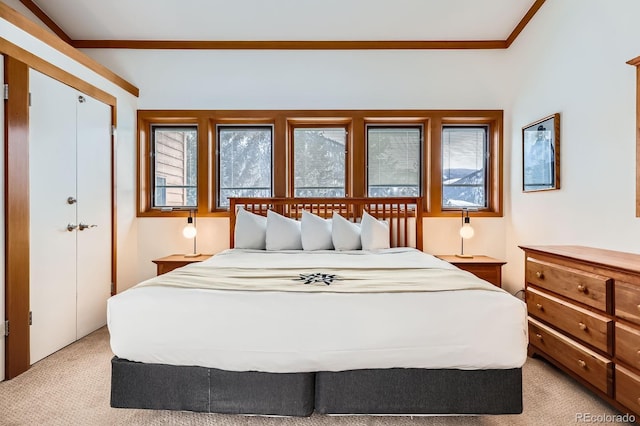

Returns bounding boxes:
[85,49,512,110]
[503,0,640,292]
[84,48,514,281]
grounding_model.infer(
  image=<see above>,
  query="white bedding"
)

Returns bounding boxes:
[135,249,503,293]
[107,248,527,373]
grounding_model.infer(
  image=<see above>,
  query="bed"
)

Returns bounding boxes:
[108,197,527,416]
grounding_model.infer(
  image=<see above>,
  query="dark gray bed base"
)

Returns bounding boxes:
[111,357,522,416]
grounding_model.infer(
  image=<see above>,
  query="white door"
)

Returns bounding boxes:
[0,55,5,381]
[29,71,112,362]
[76,94,111,338]
[29,70,78,364]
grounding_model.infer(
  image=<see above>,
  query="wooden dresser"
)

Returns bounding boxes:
[521,245,640,417]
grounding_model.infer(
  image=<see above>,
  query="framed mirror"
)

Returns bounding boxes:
[522,113,560,192]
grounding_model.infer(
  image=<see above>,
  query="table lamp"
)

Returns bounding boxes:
[455,208,474,258]
[183,209,199,257]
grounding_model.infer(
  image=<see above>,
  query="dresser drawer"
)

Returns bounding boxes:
[616,281,640,327]
[527,287,612,354]
[616,365,640,414]
[616,322,640,370]
[528,317,613,395]
[526,258,612,312]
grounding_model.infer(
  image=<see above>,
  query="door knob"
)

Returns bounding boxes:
[67,197,77,204]
[78,223,97,231]
[67,224,77,232]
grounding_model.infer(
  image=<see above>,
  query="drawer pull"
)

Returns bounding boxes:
[535,333,543,340]
[578,322,587,331]
[536,303,543,310]
[577,359,587,369]
[637,304,640,312]
[535,271,544,279]
[577,284,587,293]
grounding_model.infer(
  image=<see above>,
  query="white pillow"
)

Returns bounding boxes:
[266,210,303,250]
[234,207,267,249]
[301,210,334,251]
[361,210,390,250]
[331,212,362,250]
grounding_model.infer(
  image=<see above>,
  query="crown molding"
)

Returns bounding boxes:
[72,39,508,50]
[505,0,546,47]
[23,0,545,51]
[627,56,640,67]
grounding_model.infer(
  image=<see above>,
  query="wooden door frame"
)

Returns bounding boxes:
[4,56,30,379]
[2,43,118,379]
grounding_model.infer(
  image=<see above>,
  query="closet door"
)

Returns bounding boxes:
[76,94,111,338]
[29,70,78,364]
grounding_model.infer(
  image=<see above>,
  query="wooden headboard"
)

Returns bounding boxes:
[229,197,423,250]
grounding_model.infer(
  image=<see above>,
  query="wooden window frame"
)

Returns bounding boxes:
[364,121,426,199]
[137,110,503,218]
[215,124,275,209]
[430,114,503,217]
[440,124,490,212]
[149,124,199,210]
[287,120,351,198]
[138,114,203,217]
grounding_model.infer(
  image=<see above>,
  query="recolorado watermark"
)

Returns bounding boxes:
[575,412,635,423]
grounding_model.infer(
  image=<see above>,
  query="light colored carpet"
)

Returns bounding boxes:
[0,327,631,426]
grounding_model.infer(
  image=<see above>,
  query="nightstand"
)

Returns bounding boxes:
[435,255,506,287]
[152,254,213,276]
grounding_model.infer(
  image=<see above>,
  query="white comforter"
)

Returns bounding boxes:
[107,248,527,373]
[136,248,502,293]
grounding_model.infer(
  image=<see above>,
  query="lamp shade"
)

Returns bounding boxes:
[459,222,474,239]
[183,216,197,239]
[455,209,475,258]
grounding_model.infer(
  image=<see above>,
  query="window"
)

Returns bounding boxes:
[217,126,273,208]
[151,126,197,208]
[137,110,502,217]
[292,127,347,197]
[367,126,421,197]
[441,126,488,209]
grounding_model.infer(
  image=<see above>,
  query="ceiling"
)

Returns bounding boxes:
[25,0,542,46]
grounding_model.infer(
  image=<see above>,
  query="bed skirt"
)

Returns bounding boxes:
[315,367,523,414]
[110,357,315,416]
[110,357,522,416]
